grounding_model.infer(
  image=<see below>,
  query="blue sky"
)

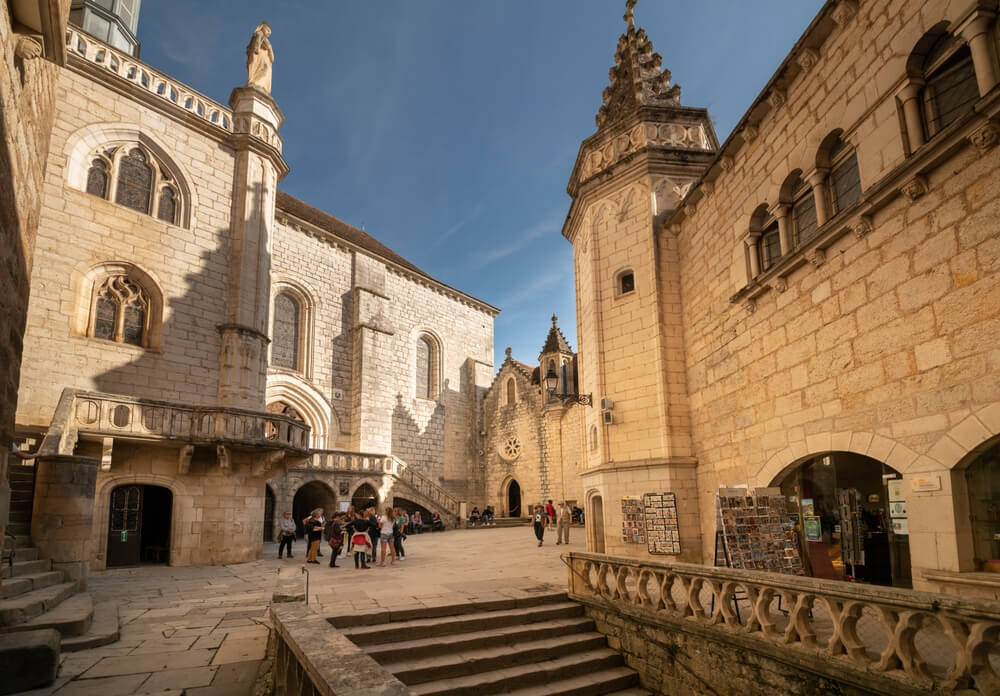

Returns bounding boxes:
[137,1,823,370]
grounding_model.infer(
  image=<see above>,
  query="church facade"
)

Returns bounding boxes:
[568,0,1000,597]
[5,3,495,576]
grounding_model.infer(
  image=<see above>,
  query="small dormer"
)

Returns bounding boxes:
[539,314,577,401]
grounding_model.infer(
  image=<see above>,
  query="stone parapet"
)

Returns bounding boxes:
[565,551,1000,695]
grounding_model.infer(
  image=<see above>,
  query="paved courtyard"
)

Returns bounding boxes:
[25,525,579,695]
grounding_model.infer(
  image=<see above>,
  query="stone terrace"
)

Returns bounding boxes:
[23,527,577,695]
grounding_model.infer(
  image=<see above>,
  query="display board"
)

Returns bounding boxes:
[642,492,681,555]
[621,497,645,545]
[717,488,804,575]
[838,489,865,567]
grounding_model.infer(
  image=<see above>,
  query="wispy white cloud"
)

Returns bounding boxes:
[496,267,567,309]
[466,208,564,271]
[434,201,485,247]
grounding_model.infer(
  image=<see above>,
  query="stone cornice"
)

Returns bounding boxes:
[580,456,698,479]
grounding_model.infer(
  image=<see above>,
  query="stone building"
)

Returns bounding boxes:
[6,3,496,578]
[567,0,1000,596]
[480,316,585,517]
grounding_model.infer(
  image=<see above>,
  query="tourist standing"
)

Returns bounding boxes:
[366,507,380,562]
[545,499,557,526]
[377,506,397,566]
[556,501,571,545]
[350,511,372,569]
[533,505,548,547]
[344,505,356,554]
[325,512,345,568]
[316,511,325,557]
[394,508,408,559]
[304,508,324,564]
[278,511,296,558]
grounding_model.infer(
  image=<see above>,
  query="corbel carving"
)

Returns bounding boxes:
[252,449,284,477]
[768,90,786,110]
[853,215,873,239]
[771,277,788,293]
[719,155,734,172]
[15,35,43,61]
[217,445,231,474]
[742,299,757,314]
[969,122,1000,153]
[101,437,114,473]
[806,249,826,267]
[796,48,820,72]
[832,1,859,26]
[178,444,195,475]
[742,124,758,143]
[901,175,928,200]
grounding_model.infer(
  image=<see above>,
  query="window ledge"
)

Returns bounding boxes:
[73,335,159,354]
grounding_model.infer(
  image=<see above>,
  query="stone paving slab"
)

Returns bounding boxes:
[31,526,573,695]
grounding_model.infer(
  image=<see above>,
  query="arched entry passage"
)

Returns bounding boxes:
[507,479,522,517]
[394,498,433,527]
[589,495,605,553]
[962,437,1000,571]
[772,452,911,588]
[352,483,379,512]
[263,485,276,542]
[292,481,336,536]
[106,484,172,567]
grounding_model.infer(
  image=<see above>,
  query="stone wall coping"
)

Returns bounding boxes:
[269,602,411,696]
[921,570,1000,588]
[580,457,698,477]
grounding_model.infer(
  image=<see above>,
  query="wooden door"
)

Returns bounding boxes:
[107,485,142,567]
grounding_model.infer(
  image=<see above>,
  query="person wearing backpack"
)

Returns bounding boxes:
[325,512,345,568]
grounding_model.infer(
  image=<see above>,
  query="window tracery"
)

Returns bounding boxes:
[83,144,181,224]
[91,274,149,347]
[271,292,301,370]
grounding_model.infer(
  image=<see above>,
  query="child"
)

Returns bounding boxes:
[533,505,548,547]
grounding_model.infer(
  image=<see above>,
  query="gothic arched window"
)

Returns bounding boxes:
[86,158,109,198]
[415,333,441,400]
[157,186,177,224]
[826,136,862,215]
[271,292,300,370]
[115,148,153,214]
[506,378,516,405]
[921,33,978,138]
[91,275,149,347]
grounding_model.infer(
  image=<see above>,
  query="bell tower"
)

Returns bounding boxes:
[564,0,717,559]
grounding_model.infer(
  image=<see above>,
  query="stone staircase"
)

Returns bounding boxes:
[336,593,650,695]
[1,462,120,652]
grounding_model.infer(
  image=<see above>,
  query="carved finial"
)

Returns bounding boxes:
[551,314,558,326]
[505,346,512,358]
[624,0,637,30]
[246,22,274,93]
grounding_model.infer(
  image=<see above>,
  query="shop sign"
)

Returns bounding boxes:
[892,518,909,535]
[803,515,822,542]
[800,498,814,516]
[890,501,907,518]
[911,475,941,492]
[887,479,905,502]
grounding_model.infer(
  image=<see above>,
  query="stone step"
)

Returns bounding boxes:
[343,601,584,645]
[61,600,119,651]
[5,522,30,536]
[0,582,77,627]
[385,631,611,685]
[501,670,644,696]
[408,648,625,696]
[0,571,64,600]
[367,615,596,663]
[1,557,50,579]
[0,547,39,562]
[6,593,93,638]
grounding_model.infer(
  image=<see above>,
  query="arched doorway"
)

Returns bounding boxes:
[352,483,379,513]
[292,481,336,536]
[107,484,172,567]
[590,495,605,553]
[772,452,911,588]
[963,437,1000,572]
[507,479,522,518]
[394,498,433,525]
[263,485,276,542]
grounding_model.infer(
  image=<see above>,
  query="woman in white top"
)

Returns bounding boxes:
[377,506,397,566]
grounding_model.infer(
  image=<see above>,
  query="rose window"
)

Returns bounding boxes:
[499,436,522,461]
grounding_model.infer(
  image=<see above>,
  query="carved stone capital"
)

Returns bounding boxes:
[796,48,820,72]
[178,444,194,475]
[768,90,786,110]
[217,445,231,474]
[15,35,43,61]
[831,0,859,26]
[742,299,757,314]
[969,122,1000,153]
[771,277,788,293]
[901,175,928,200]
[743,233,761,248]
[853,215,873,239]
[806,249,826,267]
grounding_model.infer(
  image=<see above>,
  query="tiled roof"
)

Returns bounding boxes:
[275,191,499,315]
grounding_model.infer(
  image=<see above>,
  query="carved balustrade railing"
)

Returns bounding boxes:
[63,390,310,453]
[566,552,1000,695]
[294,451,460,517]
[65,27,234,132]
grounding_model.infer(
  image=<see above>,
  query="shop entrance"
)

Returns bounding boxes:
[107,484,172,567]
[773,452,911,588]
[507,479,521,517]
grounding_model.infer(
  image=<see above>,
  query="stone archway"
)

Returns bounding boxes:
[506,478,522,518]
[291,480,336,536]
[351,482,379,513]
[588,492,605,554]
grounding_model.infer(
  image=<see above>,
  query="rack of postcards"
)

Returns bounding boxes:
[717,488,804,575]
[642,492,681,554]
[621,497,646,545]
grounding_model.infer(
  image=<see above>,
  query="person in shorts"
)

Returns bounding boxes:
[377,506,397,566]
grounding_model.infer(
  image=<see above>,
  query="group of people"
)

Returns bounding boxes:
[468,505,496,526]
[280,505,430,569]
[532,499,573,547]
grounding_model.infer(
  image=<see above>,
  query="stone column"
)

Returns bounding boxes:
[219,87,289,410]
[898,82,925,154]
[773,204,792,255]
[744,233,761,277]
[808,169,830,226]
[350,254,394,453]
[957,10,999,96]
[30,455,99,589]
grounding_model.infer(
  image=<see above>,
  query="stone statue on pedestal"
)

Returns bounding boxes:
[246,22,274,93]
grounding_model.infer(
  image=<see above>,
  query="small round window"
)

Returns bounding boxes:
[498,436,522,461]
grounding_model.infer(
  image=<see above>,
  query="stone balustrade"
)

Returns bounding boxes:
[296,451,461,517]
[566,551,1000,694]
[65,27,233,132]
[61,389,310,453]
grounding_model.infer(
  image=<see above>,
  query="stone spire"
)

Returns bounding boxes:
[596,0,681,129]
[540,314,573,358]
